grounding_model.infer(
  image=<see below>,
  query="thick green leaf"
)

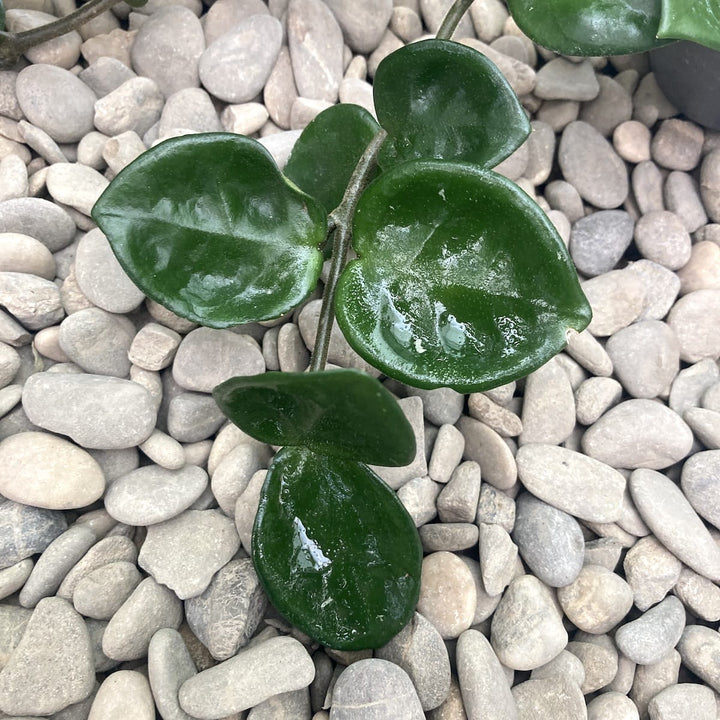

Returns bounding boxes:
[284,104,381,214]
[658,0,720,51]
[373,39,529,171]
[253,446,422,650]
[507,0,669,55]
[213,369,415,466]
[92,133,326,328]
[335,161,592,393]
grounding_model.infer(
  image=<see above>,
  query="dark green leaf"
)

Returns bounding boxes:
[284,103,381,214]
[213,369,415,466]
[335,161,592,393]
[373,39,529,170]
[658,0,720,51]
[507,0,670,55]
[92,133,326,328]
[253,446,422,650]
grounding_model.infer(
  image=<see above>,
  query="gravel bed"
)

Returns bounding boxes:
[0,0,719,718]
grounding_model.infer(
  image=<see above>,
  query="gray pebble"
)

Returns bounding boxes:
[468,391,522,437]
[15,64,96,144]
[491,574,567,671]
[580,75,633,136]
[234,469,266,554]
[677,241,720,295]
[479,522,518,595]
[565,328,613,377]
[0,558,33,600]
[586,691,640,720]
[476,483,515,532]
[634,210,692,271]
[102,576,183,661]
[615,595,685,666]
[630,648,681,718]
[623,259,680,322]
[211,441,272,515]
[428,423,465,485]
[512,676,586,720]
[88,669,154,720]
[93,77,164,138]
[677,625,720,693]
[202,0,269,46]
[559,121,628,209]
[632,160,665,214]
[670,359,720,417]
[148,628,197,720]
[456,415,517,490]
[630,467,720,582]
[0,232,55,280]
[178,635,315,717]
[139,509,240,599]
[419,522,478,552]
[167,391,228,443]
[200,15,282,104]
[673,566,720,622]
[0,597,94,716]
[105,465,208,526]
[185,557,266,661]
[651,118,704,171]
[582,399,693,470]
[456,629,517,720]
[525,120,556,185]
[664,171,708,233]
[0,197,75,253]
[46,162,109,218]
[575,376,623,425]
[513,492,584,587]
[78,56,136,98]
[667,289,720,363]
[681,449,720,529]
[535,58,599,101]
[648,683,716,720]
[72,560,142,620]
[325,0,393,53]
[624,535,682,611]
[329,657,424,720]
[531,649,586,688]
[582,269,646,337]
[566,639,618,694]
[247,688,311,719]
[288,0,344,103]
[0,154,28,202]
[516,443,626,522]
[570,210,634,277]
[684,406,720,448]
[131,6,205,97]
[0,604,32,669]
[159,87,221,137]
[376,612,451,712]
[0,271,63,330]
[0,500,66,570]
[545,179,585,222]
[613,118,651,162]
[436,460,480,522]
[23,373,157,449]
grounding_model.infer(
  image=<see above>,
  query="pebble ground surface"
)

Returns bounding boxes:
[0,0,719,718]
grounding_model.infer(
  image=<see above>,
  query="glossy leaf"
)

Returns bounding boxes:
[507,0,669,56]
[253,446,422,650]
[284,103,381,214]
[373,39,529,171]
[92,133,326,328]
[335,161,592,393]
[213,369,415,466]
[658,0,720,51]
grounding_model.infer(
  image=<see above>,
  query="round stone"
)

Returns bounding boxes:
[0,232,55,279]
[667,289,720,363]
[512,677,586,720]
[88,670,155,720]
[0,431,104,510]
[681,450,720,529]
[569,210,634,277]
[634,210,692,270]
[0,197,75,252]
[0,501,67,570]
[72,561,142,620]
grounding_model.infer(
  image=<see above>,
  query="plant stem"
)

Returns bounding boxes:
[437,0,474,40]
[0,0,119,68]
[309,129,387,373]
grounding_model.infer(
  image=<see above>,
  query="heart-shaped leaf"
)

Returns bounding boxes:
[253,446,422,650]
[658,0,720,51]
[284,103,381,214]
[335,161,592,392]
[506,0,668,56]
[373,39,529,170]
[92,133,326,328]
[213,369,415,466]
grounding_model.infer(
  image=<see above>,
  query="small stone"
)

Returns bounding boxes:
[565,328,613,377]
[179,635,315,717]
[15,65,95,144]
[512,677,586,720]
[0,197,75,253]
[456,629,517,720]
[45,162,109,217]
[0,271,63,330]
[559,121,628,209]
[158,87,221,137]
[681,449,720,529]
[139,509,240,600]
[651,118,704,171]
[630,648,681,718]
[512,492,585,587]
[456,415,517,490]
[324,0,392,53]
[167,391,227,443]
[575,376,623,426]
[390,5,423,43]
[0,232,55,280]
[684,407,720,449]
[148,628,197,720]
[677,241,720,295]
[416,551,476,639]
[428,424,466,484]
[93,77,164,138]
[128,322,181,372]
[535,58,599,101]
[478,522,517,596]
[185,557,267,661]
[630,468,720,582]
[263,47,298,130]
[72,561,142,620]
[586,691,640,720]
[557,564,633,634]
[78,56,136,98]
[667,289,720,363]
[436,460,481,523]
[419,523,479,552]
[0,597,94,716]
[105,465,208,526]
[516,443,626,522]
[0,558,33,600]
[623,259,681,322]
[664,171,708,233]
[648,683,716,720]
[634,210,692,270]
[199,15,282,104]
[88,670,153,720]
[476,483,515,533]
[22,373,157,449]
[421,0,475,37]
[131,6,205,97]
[700,149,720,223]
[615,595,685,666]
[491,574,567,671]
[221,102,268,135]
[531,649,586,688]
[566,639,618,694]
[376,612,451,712]
[633,160,665,214]
[677,625,720,693]
[468,391,522,437]
[582,399,693,470]
[613,119,652,162]
[0,501,66,570]
[405,385,465,426]
[173,327,264,393]
[673,566,720,622]
[582,269,646,337]
[101,577,183,661]
[624,535,682,611]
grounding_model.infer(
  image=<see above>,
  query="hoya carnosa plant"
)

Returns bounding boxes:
[92,0,591,650]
